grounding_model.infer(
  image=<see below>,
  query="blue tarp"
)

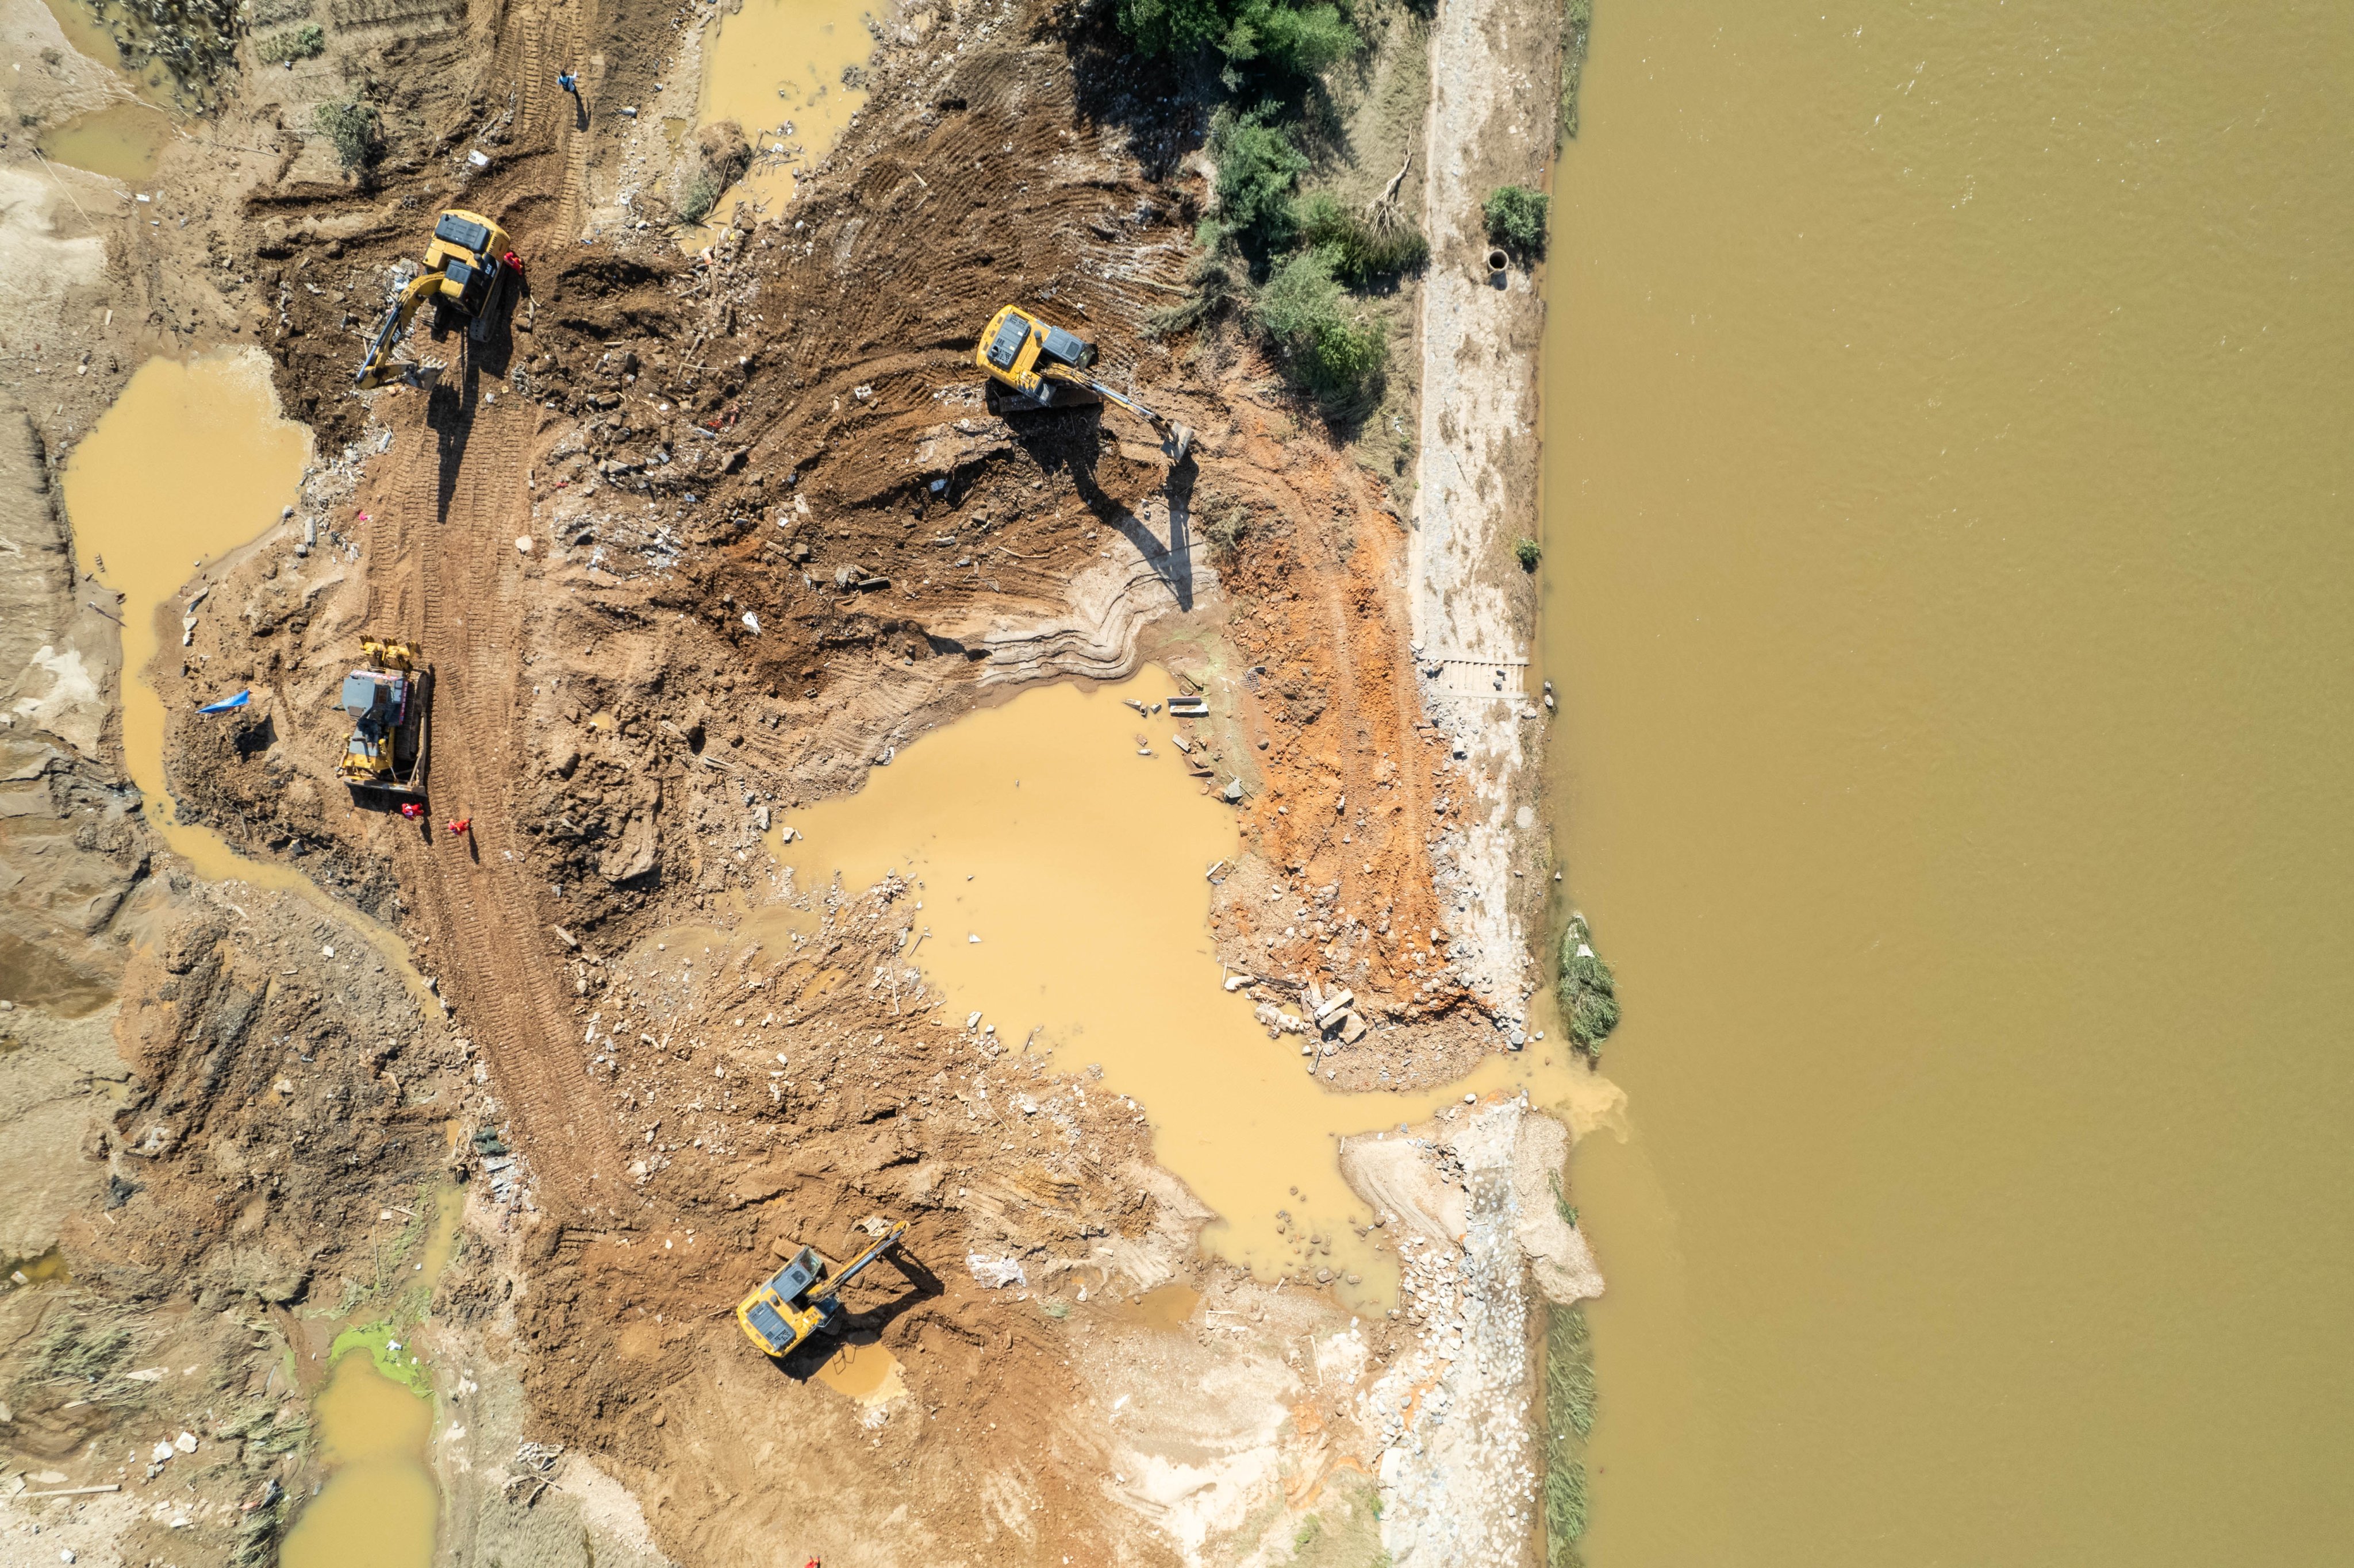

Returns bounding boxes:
[196,690,251,715]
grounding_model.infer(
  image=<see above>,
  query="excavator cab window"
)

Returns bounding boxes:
[766,1250,821,1300]
[985,314,1030,372]
[1038,323,1092,367]
[433,212,492,255]
[341,674,402,725]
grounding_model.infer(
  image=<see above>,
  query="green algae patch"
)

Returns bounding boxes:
[328,1322,432,1398]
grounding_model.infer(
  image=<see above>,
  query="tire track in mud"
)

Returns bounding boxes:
[374,388,617,1215]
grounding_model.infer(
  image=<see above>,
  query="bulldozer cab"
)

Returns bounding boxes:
[337,641,429,795]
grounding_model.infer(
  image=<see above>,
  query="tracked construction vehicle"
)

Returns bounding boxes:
[973,305,1193,461]
[354,209,522,389]
[736,1220,909,1359]
[336,641,431,797]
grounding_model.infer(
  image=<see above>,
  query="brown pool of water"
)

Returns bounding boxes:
[1119,1282,1200,1333]
[279,1350,436,1568]
[813,1337,905,1405]
[773,672,1594,1309]
[5,1247,73,1289]
[65,352,309,889]
[36,100,171,182]
[1540,2,2354,1561]
[35,0,184,107]
[694,0,874,230]
[64,355,441,1014]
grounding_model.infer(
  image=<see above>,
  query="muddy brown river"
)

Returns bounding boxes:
[1541,3,2354,1562]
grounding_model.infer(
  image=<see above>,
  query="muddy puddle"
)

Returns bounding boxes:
[694,0,874,230]
[65,351,309,885]
[64,353,440,1010]
[35,0,191,109]
[278,1348,436,1568]
[814,1338,906,1405]
[36,100,172,183]
[774,672,1600,1306]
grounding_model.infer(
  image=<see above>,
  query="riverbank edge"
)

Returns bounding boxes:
[1410,0,1567,1027]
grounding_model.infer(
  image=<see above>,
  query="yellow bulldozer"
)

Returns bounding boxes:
[336,640,430,797]
[974,304,1193,461]
[354,209,522,389]
[735,1220,909,1359]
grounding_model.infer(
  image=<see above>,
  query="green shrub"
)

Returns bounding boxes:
[257,22,324,64]
[1557,915,1619,1054]
[1295,192,1430,284]
[1255,245,1386,407]
[678,172,720,225]
[1211,105,1308,244]
[1485,183,1552,255]
[1515,536,1542,570]
[313,99,379,170]
[1116,0,1358,77]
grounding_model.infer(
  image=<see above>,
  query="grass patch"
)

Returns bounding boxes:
[312,99,378,171]
[256,22,324,64]
[1561,0,1593,143]
[24,1313,132,1384]
[328,1320,433,1398]
[1147,239,1241,336]
[1204,503,1252,560]
[1485,184,1552,257]
[1295,192,1429,285]
[678,172,721,225]
[1549,1170,1579,1229]
[1544,1303,1596,1564]
[1547,1303,1596,1440]
[1255,245,1386,409]
[1557,913,1620,1056]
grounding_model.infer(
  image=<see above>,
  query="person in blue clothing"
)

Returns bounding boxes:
[557,68,578,97]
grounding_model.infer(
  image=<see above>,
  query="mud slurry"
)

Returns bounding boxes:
[279,1349,436,1568]
[64,351,309,886]
[3,0,1600,1562]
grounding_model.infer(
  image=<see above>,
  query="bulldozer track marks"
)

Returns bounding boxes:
[371,390,613,1216]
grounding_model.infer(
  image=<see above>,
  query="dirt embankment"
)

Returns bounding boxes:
[6,0,1596,1559]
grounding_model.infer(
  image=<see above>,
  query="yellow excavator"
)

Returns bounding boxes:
[336,640,430,796]
[974,305,1193,461]
[354,209,522,389]
[735,1220,909,1359]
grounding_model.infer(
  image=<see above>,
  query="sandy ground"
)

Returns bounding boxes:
[0,0,1600,1561]
[1409,0,1565,1025]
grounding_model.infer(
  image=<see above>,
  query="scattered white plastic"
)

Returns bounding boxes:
[966,1254,1026,1289]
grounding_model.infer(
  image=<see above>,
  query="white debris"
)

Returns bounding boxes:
[966,1254,1027,1289]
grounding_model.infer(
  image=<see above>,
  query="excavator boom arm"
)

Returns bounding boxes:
[355,272,444,389]
[819,1221,909,1302]
[1042,363,1157,424]
[1039,364,1193,460]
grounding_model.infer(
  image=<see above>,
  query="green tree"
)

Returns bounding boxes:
[313,99,379,171]
[1211,104,1309,244]
[1255,245,1386,406]
[1116,0,1358,77]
